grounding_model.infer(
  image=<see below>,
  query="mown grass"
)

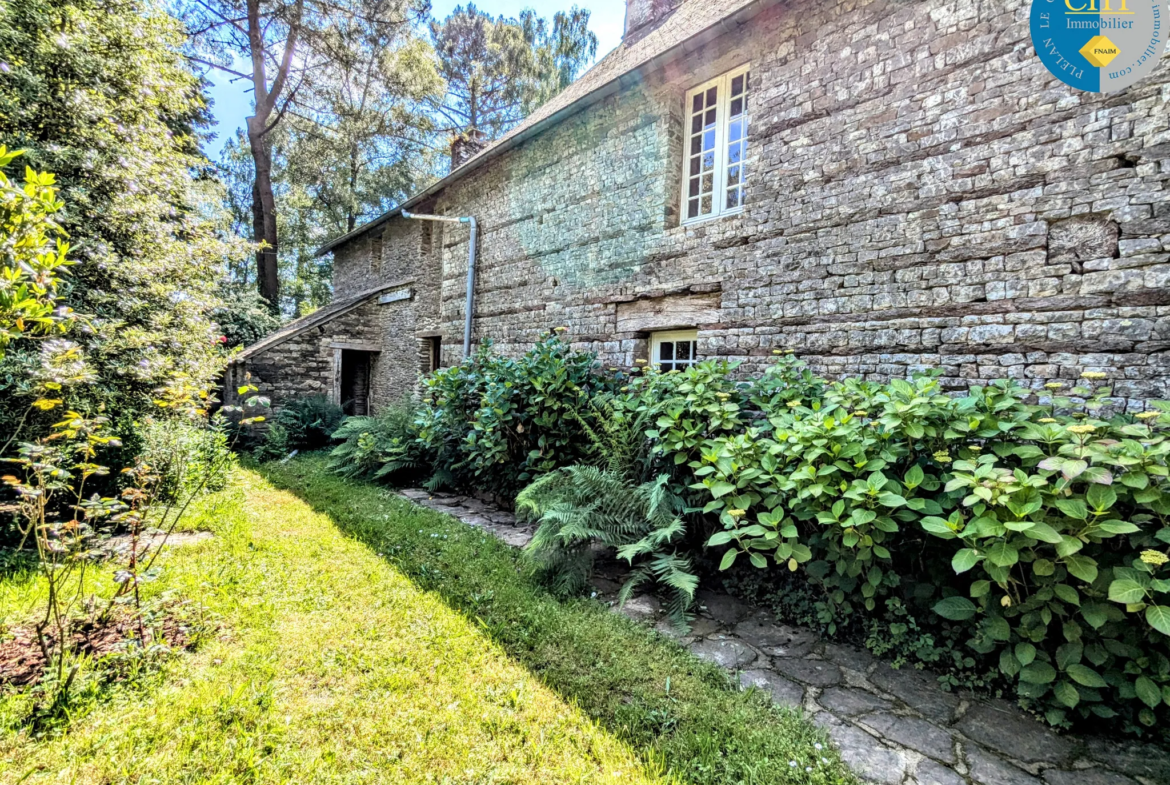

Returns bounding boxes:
[0,458,854,784]
[262,456,854,785]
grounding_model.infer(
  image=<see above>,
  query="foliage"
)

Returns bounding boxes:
[327,399,427,482]
[254,395,344,461]
[179,0,436,304]
[519,467,697,625]
[329,332,1170,736]
[0,150,258,723]
[212,285,282,350]
[429,3,597,141]
[0,0,247,453]
[416,332,612,498]
[687,363,1170,735]
[140,414,236,502]
[0,147,74,353]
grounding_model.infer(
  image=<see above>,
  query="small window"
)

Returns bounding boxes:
[681,64,750,223]
[421,336,442,375]
[651,330,700,372]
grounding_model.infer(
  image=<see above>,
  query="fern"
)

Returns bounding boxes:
[518,467,697,627]
[327,402,428,484]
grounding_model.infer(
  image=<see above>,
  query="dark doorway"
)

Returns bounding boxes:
[340,350,373,415]
[428,336,442,373]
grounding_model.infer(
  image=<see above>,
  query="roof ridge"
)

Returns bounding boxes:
[231,278,413,361]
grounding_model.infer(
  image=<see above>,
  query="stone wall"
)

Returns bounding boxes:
[330,0,1170,409]
[228,284,421,416]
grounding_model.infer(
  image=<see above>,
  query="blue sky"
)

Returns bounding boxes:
[202,0,626,158]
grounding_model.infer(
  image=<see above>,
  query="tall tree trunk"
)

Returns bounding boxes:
[244,0,302,310]
[347,142,358,232]
[248,115,280,307]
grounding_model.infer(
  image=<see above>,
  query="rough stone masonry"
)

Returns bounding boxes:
[232,0,1170,414]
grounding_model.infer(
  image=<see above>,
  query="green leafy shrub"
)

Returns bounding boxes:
[140,415,235,502]
[693,366,1170,735]
[254,395,344,461]
[327,400,428,483]
[519,467,696,624]
[327,334,1170,737]
[517,395,699,624]
[416,333,615,498]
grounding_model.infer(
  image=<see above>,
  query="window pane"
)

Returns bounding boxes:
[688,199,699,218]
[723,70,750,212]
[692,93,703,112]
[677,341,691,361]
[705,86,717,105]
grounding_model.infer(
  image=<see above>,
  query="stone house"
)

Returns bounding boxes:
[226,0,1170,416]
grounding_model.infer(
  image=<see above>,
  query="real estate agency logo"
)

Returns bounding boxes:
[1031,0,1165,92]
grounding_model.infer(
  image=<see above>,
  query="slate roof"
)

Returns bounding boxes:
[314,0,773,257]
[230,279,411,361]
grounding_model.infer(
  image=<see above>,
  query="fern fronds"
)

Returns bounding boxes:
[520,465,697,627]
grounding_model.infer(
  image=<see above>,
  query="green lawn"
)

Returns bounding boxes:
[0,457,854,784]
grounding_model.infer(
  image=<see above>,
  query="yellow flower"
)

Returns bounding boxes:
[1039,417,1056,423]
[1080,371,1108,380]
[932,450,952,464]
[634,358,648,365]
[772,349,782,355]
[728,509,746,518]
[786,400,801,408]
[1140,550,1169,567]
[1044,382,1063,390]
[1001,595,1013,608]
[1136,411,1161,420]
[853,410,868,417]
[716,392,731,399]
[554,326,568,332]
[785,349,796,355]
[969,445,982,453]
[1067,424,1097,435]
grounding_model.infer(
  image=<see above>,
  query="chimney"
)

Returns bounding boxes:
[624,0,681,41]
[450,129,486,172]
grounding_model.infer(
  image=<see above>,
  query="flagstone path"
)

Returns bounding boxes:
[399,488,1170,785]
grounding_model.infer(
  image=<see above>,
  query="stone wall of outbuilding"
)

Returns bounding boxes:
[332,0,1170,409]
[226,285,421,417]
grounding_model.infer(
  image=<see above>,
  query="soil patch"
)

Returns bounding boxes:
[0,609,197,687]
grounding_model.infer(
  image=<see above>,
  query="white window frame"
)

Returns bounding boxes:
[651,330,700,372]
[680,64,751,225]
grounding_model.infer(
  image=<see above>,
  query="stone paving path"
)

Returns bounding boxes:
[400,488,1170,785]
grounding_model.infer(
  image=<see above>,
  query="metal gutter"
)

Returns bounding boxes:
[312,0,773,258]
[401,211,479,357]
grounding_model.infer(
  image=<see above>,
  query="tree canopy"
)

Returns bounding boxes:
[0,0,245,444]
[429,3,597,140]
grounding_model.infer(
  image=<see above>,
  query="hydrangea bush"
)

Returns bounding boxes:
[330,336,1170,737]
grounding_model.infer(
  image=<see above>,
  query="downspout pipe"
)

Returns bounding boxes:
[400,210,479,358]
